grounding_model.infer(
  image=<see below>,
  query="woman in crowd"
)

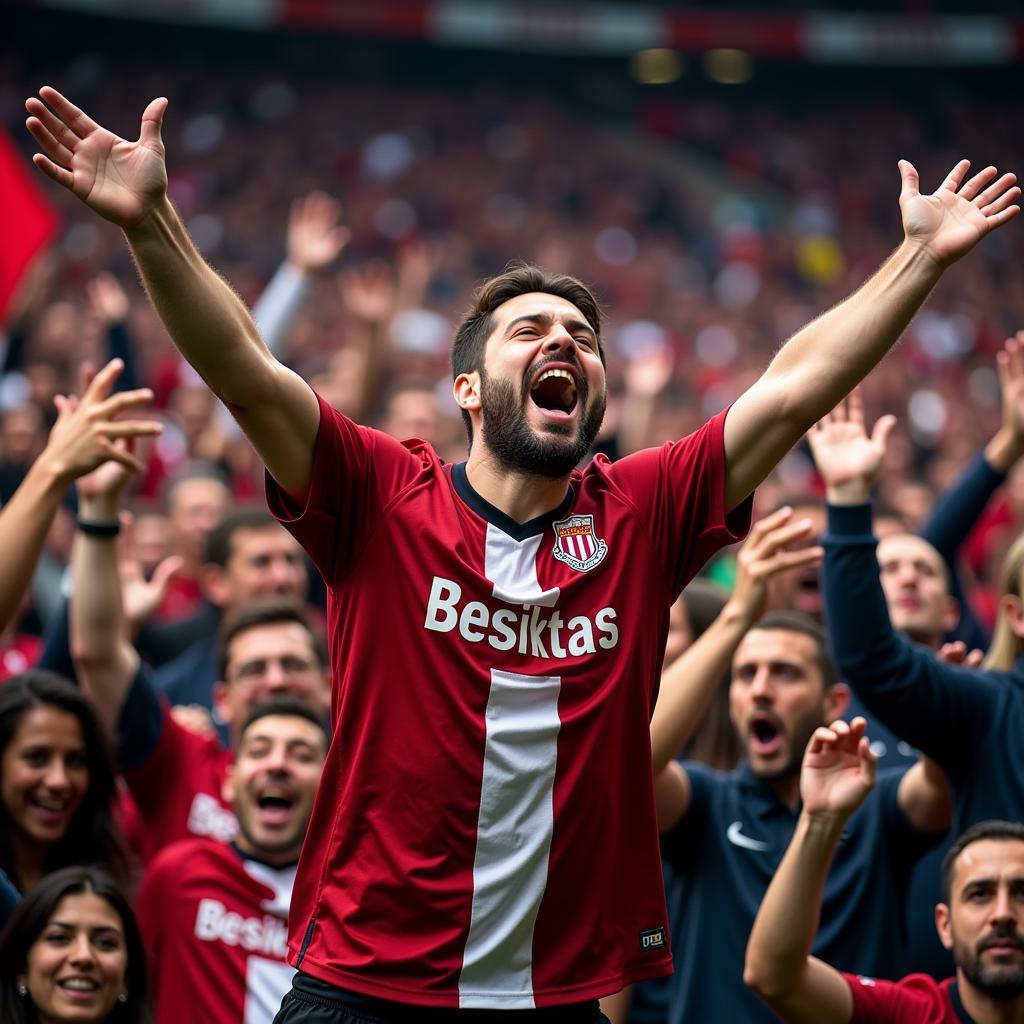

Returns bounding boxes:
[0,865,148,1023]
[0,671,131,897]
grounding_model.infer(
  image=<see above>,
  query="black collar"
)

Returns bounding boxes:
[948,981,976,1023]
[451,462,574,542]
[230,843,299,873]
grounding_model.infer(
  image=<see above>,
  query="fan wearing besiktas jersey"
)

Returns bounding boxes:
[136,699,328,1024]
[24,85,1020,1020]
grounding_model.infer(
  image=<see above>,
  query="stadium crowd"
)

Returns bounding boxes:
[3,26,1024,1024]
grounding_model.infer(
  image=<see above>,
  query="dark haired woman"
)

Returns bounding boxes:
[0,671,131,896]
[0,865,148,1023]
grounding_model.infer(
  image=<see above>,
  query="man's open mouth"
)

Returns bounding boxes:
[749,713,783,757]
[255,786,297,826]
[529,367,579,416]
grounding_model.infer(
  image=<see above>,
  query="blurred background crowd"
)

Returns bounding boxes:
[4,1,1024,1022]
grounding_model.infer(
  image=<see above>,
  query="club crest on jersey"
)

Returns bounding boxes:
[552,514,608,573]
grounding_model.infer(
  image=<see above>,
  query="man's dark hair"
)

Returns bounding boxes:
[450,265,604,444]
[941,820,1024,904]
[236,697,329,756]
[164,459,230,512]
[218,598,328,681]
[747,610,840,690]
[204,505,282,567]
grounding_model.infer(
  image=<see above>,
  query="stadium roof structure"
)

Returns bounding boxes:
[29,0,1024,66]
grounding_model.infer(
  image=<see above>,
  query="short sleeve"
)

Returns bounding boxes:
[601,409,752,596]
[121,702,206,817]
[265,390,432,584]
[660,760,716,868]
[843,973,949,1023]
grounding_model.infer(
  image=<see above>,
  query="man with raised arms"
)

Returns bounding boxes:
[24,86,1019,1021]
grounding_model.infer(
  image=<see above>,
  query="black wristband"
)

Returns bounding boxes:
[76,518,121,538]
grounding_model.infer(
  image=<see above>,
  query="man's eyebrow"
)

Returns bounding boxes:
[962,877,996,893]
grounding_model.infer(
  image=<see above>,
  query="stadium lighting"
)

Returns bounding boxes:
[704,48,754,84]
[629,48,684,85]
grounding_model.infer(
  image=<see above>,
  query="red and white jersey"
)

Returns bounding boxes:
[120,703,236,864]
[266,393,749,1008]
[136,838,295,1024]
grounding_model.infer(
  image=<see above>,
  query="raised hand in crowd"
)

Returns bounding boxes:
[286,190,350,274]
[26,87,320,500]
[743,719,878,1024]
[0,358,159,633]
[984,330,1024,472]
[77,448,183,635]
[169,702,217,739]
[723,160,1018,511]
[937,640,985,669]
[650,506,822,777]
[336,262,399,422]
[899,158,1020,268]
[806,387,895,504]
[26,88,168,227]
[339,261,397,326]
[618,344,675,456]
[394,237,440,311]
[86,271,130,326]
[800,717,878,820]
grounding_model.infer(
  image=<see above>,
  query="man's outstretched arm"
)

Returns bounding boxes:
[723,159,1019,510]
[25,87,320,499]
[743,719,876,1024]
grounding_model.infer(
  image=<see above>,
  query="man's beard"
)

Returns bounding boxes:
[478,362,605,479]
[955,926,1024,1000]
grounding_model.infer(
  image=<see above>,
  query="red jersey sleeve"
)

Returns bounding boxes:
[843,973,955,1023]
[599,407,752,596]
[120,702,233,860]
[265,390,432,584]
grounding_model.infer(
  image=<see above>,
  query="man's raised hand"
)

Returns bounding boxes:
[26,87,168,228]
[42,358,162,482]
[899,158,1020,270]
[729,506,823,628]
[807,388,894,505]
[801,717,877,820]
[287,191,351,274]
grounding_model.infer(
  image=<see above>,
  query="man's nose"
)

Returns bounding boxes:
[749,669,773,700]
[991,886,1017,926]
[543,324,577,355]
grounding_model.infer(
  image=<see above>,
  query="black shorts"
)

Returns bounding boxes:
[273,972,612,1024]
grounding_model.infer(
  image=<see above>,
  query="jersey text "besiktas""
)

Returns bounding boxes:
[424,576,618,658]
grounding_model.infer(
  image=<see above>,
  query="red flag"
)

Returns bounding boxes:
[0,127,60,322]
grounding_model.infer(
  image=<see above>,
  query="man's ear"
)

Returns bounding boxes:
[453,372,481,412]
[200,564,230,608]
[824,682,851,722]
[221,762,236,806]
[1002,593,1024,639]
[935,902,953,951]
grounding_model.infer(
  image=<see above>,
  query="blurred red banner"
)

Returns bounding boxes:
[0,128,60,323]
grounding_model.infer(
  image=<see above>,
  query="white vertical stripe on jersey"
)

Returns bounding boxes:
[485,524,560,606]
[459,668,562,1007]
